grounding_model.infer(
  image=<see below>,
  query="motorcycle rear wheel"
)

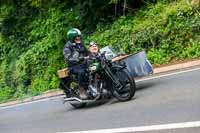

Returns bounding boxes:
[111,69,135,101]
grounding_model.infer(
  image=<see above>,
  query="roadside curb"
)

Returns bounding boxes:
[1,59,200,108]
[153,59,200,74]
[0,91,64,108]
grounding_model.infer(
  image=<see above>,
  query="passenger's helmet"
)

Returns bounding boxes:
[67,28,81,42]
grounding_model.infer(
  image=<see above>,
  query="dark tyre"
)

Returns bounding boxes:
[111,69,136,101]
[70,102,86,109]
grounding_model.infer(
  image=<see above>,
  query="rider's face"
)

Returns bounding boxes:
[74,36,81,44]
[89,44,99,54]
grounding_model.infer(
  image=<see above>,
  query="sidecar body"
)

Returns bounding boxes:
[100,46,153,78]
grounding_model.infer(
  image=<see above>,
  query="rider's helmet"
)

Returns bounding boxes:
[67,28,81,42]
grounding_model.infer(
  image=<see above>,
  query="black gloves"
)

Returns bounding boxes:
[79,56,85,62]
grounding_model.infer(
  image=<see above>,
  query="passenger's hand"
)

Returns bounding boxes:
[79,56,84,62]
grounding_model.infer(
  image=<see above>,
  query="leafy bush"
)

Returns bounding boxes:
[0,79,14,102]
[0,3,77,102]
[0,0,200,102]
[87,0,200,65]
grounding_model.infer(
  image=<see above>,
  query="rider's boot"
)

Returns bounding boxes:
[79,87,88,100]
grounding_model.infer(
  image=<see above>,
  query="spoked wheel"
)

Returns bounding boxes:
[111,69,136,101]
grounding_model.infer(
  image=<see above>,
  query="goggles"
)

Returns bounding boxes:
[89,41,98,47]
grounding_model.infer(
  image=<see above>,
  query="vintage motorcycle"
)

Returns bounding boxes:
[58,51,136,108]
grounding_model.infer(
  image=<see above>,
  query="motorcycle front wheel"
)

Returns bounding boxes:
[111,69,136,101]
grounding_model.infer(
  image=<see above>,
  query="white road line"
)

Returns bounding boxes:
[58,121,200,133]
[1,67,200,110]
[136,67,200,83]
[0,95,65,110]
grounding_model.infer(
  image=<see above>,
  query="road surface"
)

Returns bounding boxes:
[0,67,200,133]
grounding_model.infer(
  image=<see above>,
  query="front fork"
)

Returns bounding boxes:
[104,65,124,90]
[88,73,102,97]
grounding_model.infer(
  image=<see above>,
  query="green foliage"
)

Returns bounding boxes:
[0,86,14,102]
[0,77,15,102]
[0,2,78,102]
[0,0,200,103]
[87,0,200,65]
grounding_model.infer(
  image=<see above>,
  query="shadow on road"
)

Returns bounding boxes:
[65,99,110,111]
[136,81,157,91]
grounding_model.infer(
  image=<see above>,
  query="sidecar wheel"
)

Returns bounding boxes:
[111,69,136,102]
[70,102,86,109]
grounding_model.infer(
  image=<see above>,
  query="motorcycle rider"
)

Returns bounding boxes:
[63,28,89,99]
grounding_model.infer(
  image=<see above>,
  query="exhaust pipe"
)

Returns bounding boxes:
[63,97,83,102]
[63,94,101,103]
